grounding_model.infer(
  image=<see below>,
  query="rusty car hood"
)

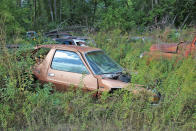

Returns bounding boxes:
[98,78,145,91]
[150,43,178,53]
[101,78,129,89]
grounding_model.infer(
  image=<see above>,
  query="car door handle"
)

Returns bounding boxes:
[48,73,55,77]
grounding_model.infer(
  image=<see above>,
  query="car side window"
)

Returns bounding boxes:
[51,50,89,74]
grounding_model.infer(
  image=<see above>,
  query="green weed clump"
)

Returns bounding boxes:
[0,28,196,130]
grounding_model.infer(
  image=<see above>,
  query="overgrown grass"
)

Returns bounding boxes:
[0,28,196,130]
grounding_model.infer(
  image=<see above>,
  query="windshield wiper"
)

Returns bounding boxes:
[100,71,122,79]
[99,68,122,75]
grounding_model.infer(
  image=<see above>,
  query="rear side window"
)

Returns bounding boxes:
[51,50,89,74]
[33,48,50,65]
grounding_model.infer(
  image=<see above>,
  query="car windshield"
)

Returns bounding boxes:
[85,51,123,75]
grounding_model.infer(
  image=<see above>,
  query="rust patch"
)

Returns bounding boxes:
[150,43,178,53]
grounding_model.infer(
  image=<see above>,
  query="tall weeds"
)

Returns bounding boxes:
[0,27,195,130]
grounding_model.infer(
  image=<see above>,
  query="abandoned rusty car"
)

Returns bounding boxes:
[32,44,160,103]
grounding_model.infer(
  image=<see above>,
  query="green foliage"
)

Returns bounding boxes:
[96,0,196,31]
[0,29,196,130]
[0,0,32,37]
[0,0,196,129]
[1,0,195,39]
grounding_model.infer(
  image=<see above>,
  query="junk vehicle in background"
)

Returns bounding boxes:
[52,37,87,47]
[26,31,38,40]
[140,36,196,60]
[32,44,161,103]
[52,36,96,47]
[45,30,72,39]
[45,30,96,47]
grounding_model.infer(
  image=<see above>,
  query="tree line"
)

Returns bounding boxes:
[0,0,195,36]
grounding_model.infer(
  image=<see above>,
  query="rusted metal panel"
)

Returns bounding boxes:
[150,43,178,53]
[144,51,178,60]
[146,36,196,59]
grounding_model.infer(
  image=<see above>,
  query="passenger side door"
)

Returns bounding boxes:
[46,50,98,91]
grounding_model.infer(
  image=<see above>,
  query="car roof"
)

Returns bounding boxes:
[35,44,101,53]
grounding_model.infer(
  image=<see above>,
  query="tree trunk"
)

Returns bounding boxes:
[180,13,190,29]
[103,0,108,8]
[155,0,158,4]
[154,0,158,27]
[48,0,54,22]
[54,0,57,21]
[93,0,97,25]
[17,0,21,7]
[59,0,62,22]
[34,0,37,27]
